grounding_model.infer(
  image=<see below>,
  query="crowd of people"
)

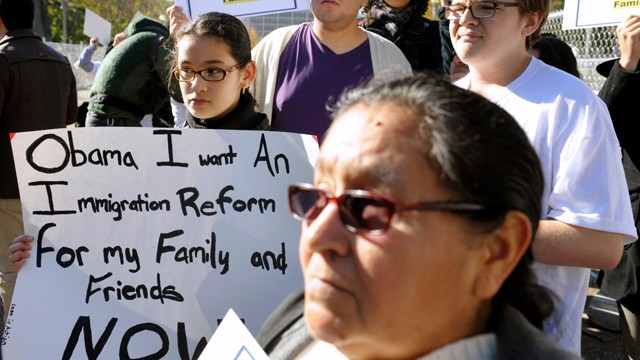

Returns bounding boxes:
[1,0,640,358]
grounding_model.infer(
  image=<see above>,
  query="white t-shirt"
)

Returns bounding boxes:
[456,57,637,354]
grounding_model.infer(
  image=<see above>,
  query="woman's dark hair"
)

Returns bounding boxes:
[173,12,252,67]
[532,34,581,78]
[0,0,35,32]
[331,73,555,329]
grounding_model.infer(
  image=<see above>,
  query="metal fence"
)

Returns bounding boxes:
[46,42,106,91]
[49,10,620,93]
[242,10,314,39]
[542,10,619,92]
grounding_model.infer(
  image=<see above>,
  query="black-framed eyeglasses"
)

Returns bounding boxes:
[173,62,246,82]
[444,2,518,20]
[288,183,496,235]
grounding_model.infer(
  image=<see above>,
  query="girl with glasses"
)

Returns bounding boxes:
[7,10,272,289]
[166,8,270,130]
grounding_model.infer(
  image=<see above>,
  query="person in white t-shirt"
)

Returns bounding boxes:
[442,0,637,354]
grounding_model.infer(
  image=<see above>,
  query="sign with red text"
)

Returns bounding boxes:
[173,0,310,19]
[563,0,640,29]
[3,128,317,359]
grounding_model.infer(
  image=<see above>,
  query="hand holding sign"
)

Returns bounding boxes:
[167,4,191,39]
[8,235,33,273]
[83,9,111,47]
[617,15,640,70]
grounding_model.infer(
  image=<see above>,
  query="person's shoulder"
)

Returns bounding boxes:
[364,29,412,72]
[0,29,41,50]
[253,113,271,131]
[128,16,169,38]
[363,28,395,45]
[256,289,305,350]
[1,30,70,66]
[493,305,583,360]
[523,58,596,101]
[364,28,407,54]
[253,24,307,56]
[365,28,411,55]
[532,58,589,90]
[41,43,72,65]
[261,24,307,41]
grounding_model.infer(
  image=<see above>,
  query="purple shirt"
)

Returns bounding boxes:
[272,23,373,140]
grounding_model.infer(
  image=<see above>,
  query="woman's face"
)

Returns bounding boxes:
[299,102,490,358]
[175,35,250,120]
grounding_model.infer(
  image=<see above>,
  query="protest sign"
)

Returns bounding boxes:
[173,0,310,19]
[3,128,318,359]
[563,0,640,29]
[83,9,111,45]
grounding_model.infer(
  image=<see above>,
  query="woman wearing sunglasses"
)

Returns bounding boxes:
[167,8,269,130]
[257,74,580,359]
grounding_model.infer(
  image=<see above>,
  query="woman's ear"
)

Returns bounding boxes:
[240,61,257,90]
[473,211,533,299]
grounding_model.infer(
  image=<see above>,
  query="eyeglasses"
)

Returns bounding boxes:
[444,2,518,20]
[288,183,496,235]
[173,62,246,82]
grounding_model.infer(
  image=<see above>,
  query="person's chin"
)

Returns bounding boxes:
[304,301,353,344]
[304,281,358,338]
[190,108,211,120]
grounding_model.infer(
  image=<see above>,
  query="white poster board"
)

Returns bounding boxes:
[3,128,318,359]
[563,0,640,29]
[83,9,112,45]
[199,309,270,359]
[173,0,310,19]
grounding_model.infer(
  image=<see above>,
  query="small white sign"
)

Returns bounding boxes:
[83,9,112,45]
[173,0,311,19]
[200,309,271,359]
[563,0,640,29]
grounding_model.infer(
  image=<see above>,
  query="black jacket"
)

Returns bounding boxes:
[0,29,77,198]
[597,60,640,312]
[363,15,445,73]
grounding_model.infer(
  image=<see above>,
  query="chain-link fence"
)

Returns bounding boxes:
[542,10,619,92]
[49,10,619,93]
[46,42,106,91]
